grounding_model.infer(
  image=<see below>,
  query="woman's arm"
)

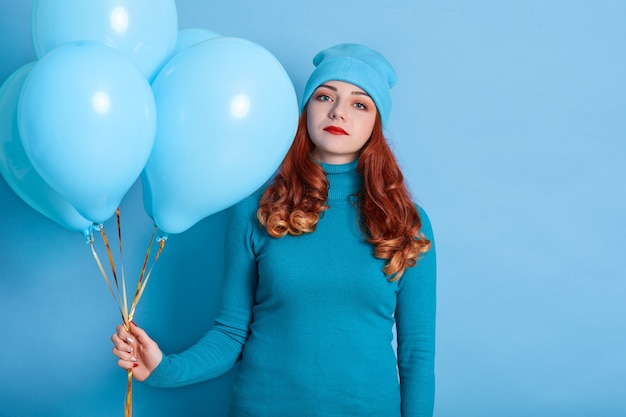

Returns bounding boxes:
[112,196,260,388]
[396,206,437,416]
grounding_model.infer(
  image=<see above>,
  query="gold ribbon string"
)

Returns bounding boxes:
[125,229,167,417]
[123,320,133,417]
[125,365,133,417]
[89,230,124,322]
[115,208,130,330]
[98,222,129,325]
[114,208,133,417]
[88,208,167,417]
[128,228,167,321]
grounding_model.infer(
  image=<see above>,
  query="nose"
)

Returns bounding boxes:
[329,101,346,120]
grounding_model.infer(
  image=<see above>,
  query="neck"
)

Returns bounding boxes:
[319,159,361,201]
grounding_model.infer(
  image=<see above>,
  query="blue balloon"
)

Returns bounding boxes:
[173,28,221,56]
[150,28,221,84]
[18,41,157,224]
[0,63,92,237]
[140,171,153,220]
[31,0,178,80]
[145,37,298,234]
[145,27,221,222]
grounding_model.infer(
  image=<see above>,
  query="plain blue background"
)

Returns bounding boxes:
[1,1,625,416]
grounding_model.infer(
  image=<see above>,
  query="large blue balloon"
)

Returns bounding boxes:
[18,41,157,224]
[31,0,178,80]
[145,37,298,234]
[150,28,222,84]
[0,63,92,237]
[173,28,221,57]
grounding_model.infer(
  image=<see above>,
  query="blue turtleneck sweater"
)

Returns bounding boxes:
[146,160,436,417]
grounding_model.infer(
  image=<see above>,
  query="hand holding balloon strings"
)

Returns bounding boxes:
[111,321,163,382]
[88,208,167,416]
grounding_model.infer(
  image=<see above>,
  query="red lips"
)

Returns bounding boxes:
[323,126,348,135]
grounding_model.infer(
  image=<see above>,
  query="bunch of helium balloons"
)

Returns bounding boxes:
[0,3,298,415]
[0,0,298,237]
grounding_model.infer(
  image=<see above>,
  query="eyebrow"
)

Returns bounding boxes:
[318,84,371,97]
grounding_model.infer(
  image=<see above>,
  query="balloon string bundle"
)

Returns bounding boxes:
[88,208,167,417]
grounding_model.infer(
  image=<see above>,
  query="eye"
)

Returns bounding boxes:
[316,93,332,102]
[354,102,367,110]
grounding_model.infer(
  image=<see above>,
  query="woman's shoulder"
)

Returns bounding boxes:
[230,187,264,218]
[414,203,434,241]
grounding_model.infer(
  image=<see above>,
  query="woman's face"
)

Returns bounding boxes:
[306,80,378,164]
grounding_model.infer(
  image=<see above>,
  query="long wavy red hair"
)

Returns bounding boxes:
[257,108,431,281]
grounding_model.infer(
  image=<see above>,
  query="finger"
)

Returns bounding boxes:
[115,325,134,344]
[112,345,138,362]
[111,332,134,348]
[111,333,126,345]
[117,358,140,371]
[115,325,138,346]
[111,335,135,356]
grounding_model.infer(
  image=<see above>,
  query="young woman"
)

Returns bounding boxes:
[112,43,436,417]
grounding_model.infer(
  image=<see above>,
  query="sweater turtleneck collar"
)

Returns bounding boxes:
[318,159,362,201]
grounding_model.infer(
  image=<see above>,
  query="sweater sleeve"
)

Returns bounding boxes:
[145,197,258,388]
[396,206,437,416]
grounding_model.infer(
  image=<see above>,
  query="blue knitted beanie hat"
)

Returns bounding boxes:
[300,43,397,127]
